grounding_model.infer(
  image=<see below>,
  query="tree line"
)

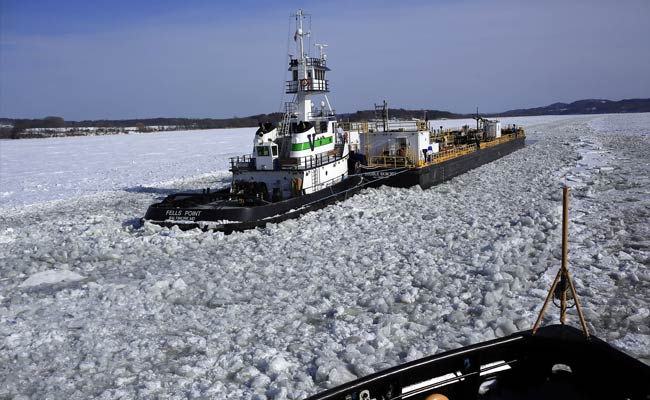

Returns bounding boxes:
[0,114,286,139]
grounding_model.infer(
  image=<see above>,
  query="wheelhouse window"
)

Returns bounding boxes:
[272,146,278,156]
[256,146,270,156]
[320,121,328,133]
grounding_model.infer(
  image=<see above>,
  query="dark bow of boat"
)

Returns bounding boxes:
[305,324,649,400]
[303,186,649,400]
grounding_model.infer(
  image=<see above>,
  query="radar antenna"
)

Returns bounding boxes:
[314,43,328,59]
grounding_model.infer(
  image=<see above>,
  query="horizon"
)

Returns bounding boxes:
[3,96,650,123]
[1,0,649,120]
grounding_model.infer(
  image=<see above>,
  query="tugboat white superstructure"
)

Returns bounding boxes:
[229,9,348,202]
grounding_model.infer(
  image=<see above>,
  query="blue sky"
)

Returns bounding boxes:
[1,0,649,120]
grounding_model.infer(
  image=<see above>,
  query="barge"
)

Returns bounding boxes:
[344,103,526,190]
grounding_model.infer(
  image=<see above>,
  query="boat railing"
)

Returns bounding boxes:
[480,134,515,149]
[285,79,329,93]
[431,144,477,164]
[229,155,255,171]
[289,57,327,68]
[339,120,427,133]
[381,120,428,132]
[339,121,369,133]
[306,110,337,120]
[230,150,343,172]
[280,151,343,170]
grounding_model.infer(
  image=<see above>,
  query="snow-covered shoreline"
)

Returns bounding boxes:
[0,114,648,399]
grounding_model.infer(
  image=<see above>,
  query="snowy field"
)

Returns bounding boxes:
[0,114,649,399]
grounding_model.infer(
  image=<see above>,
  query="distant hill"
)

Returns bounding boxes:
[497,98,650,117]
[339,108,459,122]
[2,98,648,139]
[341,98,650,121]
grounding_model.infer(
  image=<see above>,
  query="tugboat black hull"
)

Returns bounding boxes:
[144,175,369,233]
[374,137,526,189]
[305,324,649,400]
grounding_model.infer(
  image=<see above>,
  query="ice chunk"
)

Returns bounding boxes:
[496,320,518,336]
[150,280,170,293]
[317,363,357,386]
[19,269,85,288]
[0,228,15,244]
[265,356,291,375]
[171,278,187,291]
[520,216,534,227]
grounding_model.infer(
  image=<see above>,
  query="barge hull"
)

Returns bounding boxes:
[378,137,526,189]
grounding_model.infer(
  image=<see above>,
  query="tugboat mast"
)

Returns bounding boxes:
[296,9,309,121]
[288,9,332,123]
[297,9,306,67]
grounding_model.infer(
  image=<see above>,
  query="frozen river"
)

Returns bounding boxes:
[0,114,648,399]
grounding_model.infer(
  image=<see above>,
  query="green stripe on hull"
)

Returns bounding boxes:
[291,136,333,151]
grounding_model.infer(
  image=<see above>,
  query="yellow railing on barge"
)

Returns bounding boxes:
[431,144,477,164]
[368,144,477,168]
[480,134,513,149]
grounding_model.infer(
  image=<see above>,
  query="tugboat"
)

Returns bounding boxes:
[144,10,381,232]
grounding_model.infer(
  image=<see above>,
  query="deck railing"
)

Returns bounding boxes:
[479,134,514,149]
[229,152,343,172]
[229,155,255,171]
[339,121,369,133]
[432,144,477,163]
[339,120,427,133]
[289,57,327,68]
[285,79,329,93]
[280,151,343,170]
